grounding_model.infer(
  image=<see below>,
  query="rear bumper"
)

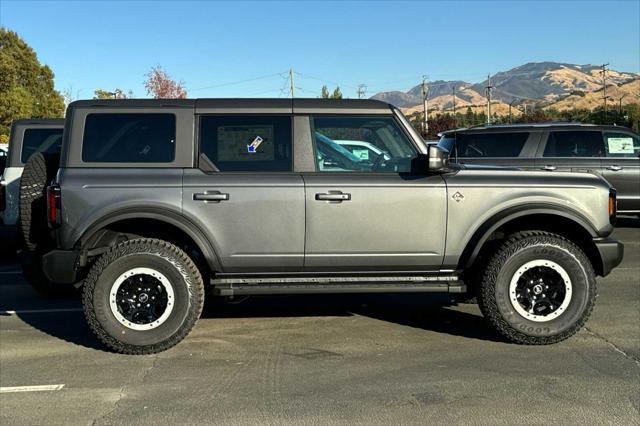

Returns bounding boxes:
[42,249,81,284]
[594,238,624,277]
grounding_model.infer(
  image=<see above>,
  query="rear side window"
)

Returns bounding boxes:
[82,114,176,163]
[543,131,604,157]
[199,116,292,172]
[455,132,528,157]
[603,132,639,158]
[21,128,63,163]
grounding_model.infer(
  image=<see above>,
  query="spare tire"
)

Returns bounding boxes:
[19,152,59,250]
[18,152,65,297]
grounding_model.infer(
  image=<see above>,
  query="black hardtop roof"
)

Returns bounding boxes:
[441,122,636,136]
[68,98,392,111]
[11,118,65,127]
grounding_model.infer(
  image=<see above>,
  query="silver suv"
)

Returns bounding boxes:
[38,99,623,354]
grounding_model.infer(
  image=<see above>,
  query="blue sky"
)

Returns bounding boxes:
[1,0,639,99]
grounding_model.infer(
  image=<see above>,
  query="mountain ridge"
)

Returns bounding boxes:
[371,62,639,113]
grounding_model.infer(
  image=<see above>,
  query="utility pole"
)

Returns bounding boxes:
[421,75,429,136]
[600,63,609,120]
[452,86,457,116]
[357,84,367,99]
[289,67,295,98]
[485,74,493,124]
[619,94,628,115]
[509,98,518,123]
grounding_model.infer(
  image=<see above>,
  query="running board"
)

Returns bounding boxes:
[210,275,465,296]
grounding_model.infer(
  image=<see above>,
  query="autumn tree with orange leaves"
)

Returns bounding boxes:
[144,66,187,99]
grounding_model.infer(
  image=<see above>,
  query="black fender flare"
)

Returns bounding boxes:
[78,207,223,272]
[458,203,600,270]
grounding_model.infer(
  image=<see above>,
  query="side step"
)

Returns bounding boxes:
[210,275,466,296]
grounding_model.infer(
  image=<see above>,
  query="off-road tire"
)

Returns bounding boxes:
[19,152,58,251]
[83,238,205,354]
[478,231,596,345]
[18,152,62,297]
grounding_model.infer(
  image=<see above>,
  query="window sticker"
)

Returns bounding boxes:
[607,137,634,154]
[351,148,370,160]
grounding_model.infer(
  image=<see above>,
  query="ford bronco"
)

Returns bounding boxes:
[36,98,623,354]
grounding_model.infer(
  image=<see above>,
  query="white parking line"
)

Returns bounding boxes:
[1,308,82,315]
[0,384,65,393]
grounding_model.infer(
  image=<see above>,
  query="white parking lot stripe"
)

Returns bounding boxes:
[0,384,65,393]
[1,308,82,315]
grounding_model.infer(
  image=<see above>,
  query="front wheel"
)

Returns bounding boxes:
[83,238,204,354]
[478,231,596,345]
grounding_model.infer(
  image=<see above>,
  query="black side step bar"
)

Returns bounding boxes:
[210,275,465,297]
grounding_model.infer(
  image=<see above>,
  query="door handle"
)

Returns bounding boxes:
[315,192,351,202]
[541,165,557,171]
[606,165,623,171]
[193,192,229,202]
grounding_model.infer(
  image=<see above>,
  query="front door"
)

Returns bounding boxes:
[601,131,640,213]
[303,115,447,271]
[182,115,305,272]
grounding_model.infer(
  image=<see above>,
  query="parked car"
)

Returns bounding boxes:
[438,123,640,215]
[37,98,622,354]
[0,119,64,238]
[0,146,7,176]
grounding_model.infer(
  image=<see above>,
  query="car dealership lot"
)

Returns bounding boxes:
[1,221,638,425]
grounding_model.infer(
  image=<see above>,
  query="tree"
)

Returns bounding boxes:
[321,85,330,99]
[0,28,64,141]
[331,86,343,99]
[320,85,342,99]
[144,66,187,99]
[93,89,131,99]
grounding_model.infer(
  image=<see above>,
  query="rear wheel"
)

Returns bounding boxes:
[83,238,204,354]
[478,231,596,344]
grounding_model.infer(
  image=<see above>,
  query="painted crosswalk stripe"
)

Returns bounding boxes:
[1,308,82,315]
[0,384,65,393]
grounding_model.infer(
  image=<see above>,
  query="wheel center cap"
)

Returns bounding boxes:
[532,284,543,295]
[139,293,149,303]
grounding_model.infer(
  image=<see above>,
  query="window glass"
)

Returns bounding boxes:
[21,128,63,163]
[454,132,528,158]
[543,131,604,157]
[603,132,639,158]
[200,116,292,172]
[82,114,175,163]
[312,116,416,172]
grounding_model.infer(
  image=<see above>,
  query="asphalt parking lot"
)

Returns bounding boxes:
[1,220,638,425]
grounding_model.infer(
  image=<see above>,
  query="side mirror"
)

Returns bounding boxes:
[428,145,449,172]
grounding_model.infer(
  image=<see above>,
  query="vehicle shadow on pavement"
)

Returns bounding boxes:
[203,293,502,343]
[15,310,105,350]
[11,290,501,353]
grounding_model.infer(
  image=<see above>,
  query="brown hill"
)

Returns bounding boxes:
[545,79,640,111]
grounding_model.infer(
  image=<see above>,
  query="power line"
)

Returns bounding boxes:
[188,72,288,92]
[600,63,610,120]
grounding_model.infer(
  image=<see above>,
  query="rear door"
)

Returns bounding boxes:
[536,130,604,174]
[302,114,446,271]
[601,131,640,213]
[182,114,305,272]
[448,131,539,171]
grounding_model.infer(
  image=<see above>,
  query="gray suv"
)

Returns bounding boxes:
[40,99,623,354]
[438,123,640,215]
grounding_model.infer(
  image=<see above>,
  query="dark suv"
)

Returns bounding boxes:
[438,123,640,215]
